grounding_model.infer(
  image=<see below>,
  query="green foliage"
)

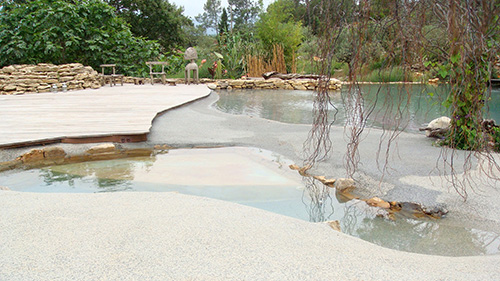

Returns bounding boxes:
[423,59,451,80]
[421,25,449,63]
[491,127,500,152]
[0,0,160,76]
[195,0,222,33]
[105,0,192,51]
[228,0,263,32]
[256,0,304,71]
[158,49,186,75]
[296,29,320,74]
[217,33,248,78]
[218,8,229,35]
[363,67,410,82]
[441,55,490,151]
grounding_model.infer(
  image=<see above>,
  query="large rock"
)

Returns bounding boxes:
[420,116,451,138]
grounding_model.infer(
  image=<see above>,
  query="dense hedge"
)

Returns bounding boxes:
[0,0,161,76]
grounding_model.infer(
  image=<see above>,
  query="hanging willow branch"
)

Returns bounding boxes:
[304,0,500,200]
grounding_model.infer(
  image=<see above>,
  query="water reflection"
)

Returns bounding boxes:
[39,170,83,187]
[38,156,156,192]
[215,85,500,131]
[1,147,499,256]
[301,176,500,256]
[302,177,335,222]
[354,215,500,256]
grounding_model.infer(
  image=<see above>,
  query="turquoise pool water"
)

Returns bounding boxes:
[215,84,500,131]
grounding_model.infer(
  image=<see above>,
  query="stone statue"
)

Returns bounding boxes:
[184,47,198,60]
[184,47,199,84]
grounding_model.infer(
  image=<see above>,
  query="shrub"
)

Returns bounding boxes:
[0,0,160,76]
[363,67,412,82]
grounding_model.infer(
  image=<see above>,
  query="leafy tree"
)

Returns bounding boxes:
[195,0,221,34]
[105,0,191,51]
[0,0,160,75]
[218,8,229,35]
[256,0,304,70]
[227,0,263,32]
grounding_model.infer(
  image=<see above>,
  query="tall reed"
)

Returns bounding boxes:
[245,44,288,77]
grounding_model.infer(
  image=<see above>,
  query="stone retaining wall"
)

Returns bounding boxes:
[0,144,154,172]
[0,63,101,95]
[0,63,343,94]
[213,78,342,91]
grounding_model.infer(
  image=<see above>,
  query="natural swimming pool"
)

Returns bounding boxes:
[215,84,500,131]
[2,147,499,257]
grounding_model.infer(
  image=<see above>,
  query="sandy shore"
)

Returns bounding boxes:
[1,88,500,280]
[1,191,499,280]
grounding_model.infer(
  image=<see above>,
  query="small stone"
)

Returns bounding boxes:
[323,178,336,186]
[3,85,17,91]
[207,83,217,90]
[18,149,44,163]
[1,65,15,74]
[334,178,356,192]
[228,80,245,87]
[428,77,439,84]
[313,175,326,182]
[86,143,117,154]
[423,205,448,219]
[366,197,391,209]
[217,81,229,89]
[0,186,11,191]
[326,220,341,232]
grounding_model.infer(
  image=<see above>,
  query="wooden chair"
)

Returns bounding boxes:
[100,64,123,87]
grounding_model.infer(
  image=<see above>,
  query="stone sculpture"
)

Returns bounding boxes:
[184,47,199,85]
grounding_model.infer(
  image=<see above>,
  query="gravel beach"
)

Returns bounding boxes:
[1,88,500,280]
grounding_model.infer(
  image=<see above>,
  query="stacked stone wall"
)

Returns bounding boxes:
[213,78,342,91]
[0,63,101,95]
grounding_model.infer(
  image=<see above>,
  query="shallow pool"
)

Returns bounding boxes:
[215,84,500,131]
[2,147,499,256]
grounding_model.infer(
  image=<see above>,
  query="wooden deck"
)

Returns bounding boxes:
[0,84,211,148]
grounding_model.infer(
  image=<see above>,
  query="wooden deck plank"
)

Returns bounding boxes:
[0,84,211,147]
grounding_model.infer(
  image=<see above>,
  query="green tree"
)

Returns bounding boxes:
[105,0,191,51]
[256,0,304,70]
[228,0,263,32]
[0,0,160,75]
[195,0,221,34]
[218,7,229,35]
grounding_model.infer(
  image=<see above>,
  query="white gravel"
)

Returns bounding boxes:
[2,89,500,280]
[1,191,499,280]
